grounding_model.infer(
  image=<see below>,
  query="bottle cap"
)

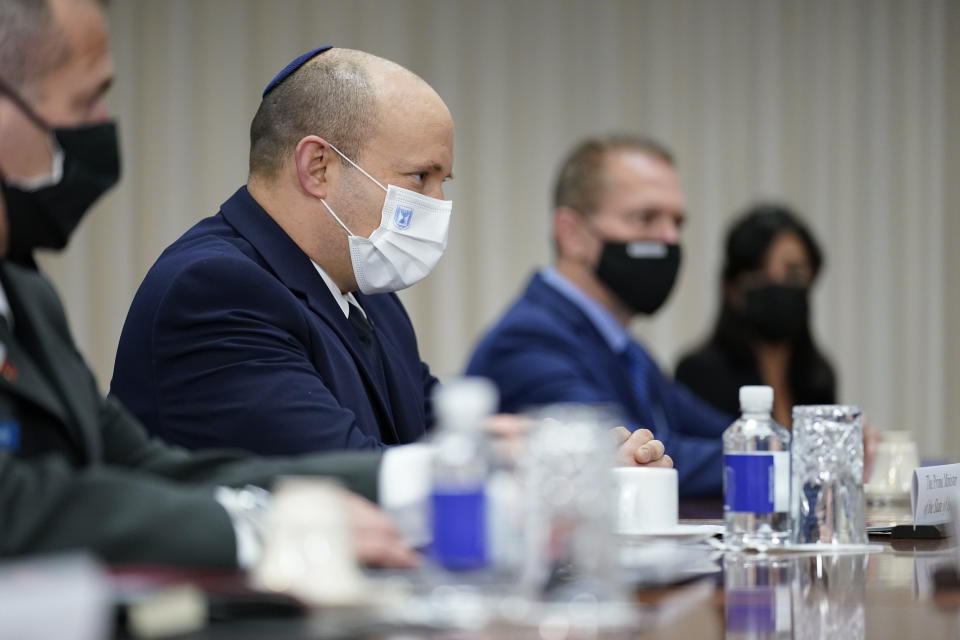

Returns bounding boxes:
[433,377,498,430]
[739,385,774,413]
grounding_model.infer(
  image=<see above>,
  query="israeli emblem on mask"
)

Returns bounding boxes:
[393,205,413,230]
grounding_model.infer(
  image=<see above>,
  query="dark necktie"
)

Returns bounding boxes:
[622,342,655,429]
[347,303,387,387]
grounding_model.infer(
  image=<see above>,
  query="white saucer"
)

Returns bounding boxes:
[616,524,723,543]
[619,540,721,580]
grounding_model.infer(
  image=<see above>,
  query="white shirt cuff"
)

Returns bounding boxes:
[213,485,272,570]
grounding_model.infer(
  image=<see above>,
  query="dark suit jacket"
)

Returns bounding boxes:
[466,272,730,497]
[111,186,436,454]
[0,260,381,567]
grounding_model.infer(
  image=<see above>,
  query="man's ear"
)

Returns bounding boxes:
[554,206,594,263]
[294,135,336,199]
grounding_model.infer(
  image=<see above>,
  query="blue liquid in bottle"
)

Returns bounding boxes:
[428,378,497,572]
[430,488,487,571]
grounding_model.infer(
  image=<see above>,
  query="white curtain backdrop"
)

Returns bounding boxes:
[37,0,958,459]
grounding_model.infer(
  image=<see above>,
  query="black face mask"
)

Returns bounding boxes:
[741,284,809,342]
[595,241,681,315]
[0,79,120,263]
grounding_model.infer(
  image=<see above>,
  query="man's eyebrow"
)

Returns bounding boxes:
[410,161,453,180]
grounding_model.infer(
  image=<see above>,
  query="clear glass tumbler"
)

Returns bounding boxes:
[517,404,623,604]
[790,405,867,545]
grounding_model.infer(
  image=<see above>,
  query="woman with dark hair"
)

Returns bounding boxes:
[675,203,836,427]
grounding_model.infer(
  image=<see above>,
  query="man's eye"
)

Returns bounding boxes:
[412,172,426,182]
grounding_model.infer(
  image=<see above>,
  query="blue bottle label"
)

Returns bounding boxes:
[430,487,487,570]
[724,452,789,513]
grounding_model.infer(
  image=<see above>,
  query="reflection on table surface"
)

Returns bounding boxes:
[640,539,960,639]
[640,500,960,640]
[158,502,960,640]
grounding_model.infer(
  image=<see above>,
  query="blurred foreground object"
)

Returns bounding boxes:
[0,552,112,640]
[252,478,365,606]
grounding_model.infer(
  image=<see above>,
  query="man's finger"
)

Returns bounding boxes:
[634,439,665,464]
[342,492,420,568]
[632,428,654,443]
[611,426,632,445]
[620,428,654,451]
[640,454,673,468]
[614,428,658,466]
[653,454,673,468]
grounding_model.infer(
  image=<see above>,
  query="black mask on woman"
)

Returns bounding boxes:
[595,241,682,315]
[0,78,120,263]
[741,284,809,342]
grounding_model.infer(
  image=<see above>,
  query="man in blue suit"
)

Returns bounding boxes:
[467,136,730,497]
[111,47,453,453]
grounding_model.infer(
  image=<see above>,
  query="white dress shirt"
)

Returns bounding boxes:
[310,260,365,319]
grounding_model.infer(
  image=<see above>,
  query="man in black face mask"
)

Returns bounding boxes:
[467,135,730,497]
[0,0,418,569]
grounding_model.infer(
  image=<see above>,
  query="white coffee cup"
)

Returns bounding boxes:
[612,466,678,534]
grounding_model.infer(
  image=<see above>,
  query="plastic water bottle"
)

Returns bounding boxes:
[429,377,496,570]
[723,385,791,549]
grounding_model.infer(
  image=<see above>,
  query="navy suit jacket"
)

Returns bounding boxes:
[111,186,437,454]
[466,272,730,497]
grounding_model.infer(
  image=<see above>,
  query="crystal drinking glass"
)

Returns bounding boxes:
[790,405,867,545]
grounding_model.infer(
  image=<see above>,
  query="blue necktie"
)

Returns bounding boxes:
[622,342,655,429]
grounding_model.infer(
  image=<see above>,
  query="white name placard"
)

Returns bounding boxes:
[911,463,960,526]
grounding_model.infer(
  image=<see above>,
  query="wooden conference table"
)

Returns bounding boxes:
[135,500,960,639]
